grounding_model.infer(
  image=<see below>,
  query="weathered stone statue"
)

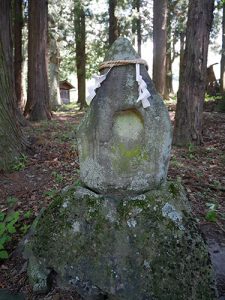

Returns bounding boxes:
[77,38,171,195]
[25,38,215,300]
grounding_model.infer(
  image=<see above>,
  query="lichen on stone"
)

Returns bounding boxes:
[162,202,184,230]
[25,182,215,300]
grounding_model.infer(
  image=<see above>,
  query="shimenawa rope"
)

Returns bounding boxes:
[87,58,151,108]
[99,59,148,71]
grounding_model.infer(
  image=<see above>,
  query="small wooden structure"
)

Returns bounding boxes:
[59,80,75,104]
[206,63,220,96]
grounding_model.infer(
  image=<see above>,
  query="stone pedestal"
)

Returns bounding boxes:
[25,183,215,299]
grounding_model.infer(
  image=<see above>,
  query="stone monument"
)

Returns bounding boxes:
[24,38,215,300]
[77,38,171,195]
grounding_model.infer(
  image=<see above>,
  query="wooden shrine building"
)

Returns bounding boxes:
[59,80,75,104]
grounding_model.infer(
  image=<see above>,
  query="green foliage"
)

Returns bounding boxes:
[215,0,224,9]
[0,199,32,260]
[167,0,188,60]
[74,179,82,187]
[7,196,18,207]
[170,157,183,168]
[44,189,58,199]
[205,203,218,222]
[20,224,30,235]
[210,1,222,51]
[24,210,32,219]
[50,0,155,80]
[169,182,179,196]
[0,210,19,259]
[0,249,9,259]
[10,154,27,172]
[216,96,225,112]
[52,171,64,183]
[188,143,197,159]
[56,103,79,112]
[205,210,217,222]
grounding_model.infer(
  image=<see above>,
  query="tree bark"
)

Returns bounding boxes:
[0,1,24,170]
[153,0,167,96]
[24,0,51,121]
[164,9,173,99]
[173,0,214,146]
[49,33,61,110]
[74,0,86,109]
[0,0,13,69]
[0,0,27,128]
[108,0,119,46]
[179,31,185,81]
[14,0,24,111]
[221,3,225,94]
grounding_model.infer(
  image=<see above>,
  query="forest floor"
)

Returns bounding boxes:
[0,99,225,299]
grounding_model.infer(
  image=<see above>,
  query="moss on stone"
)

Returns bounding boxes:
[112,143,148,174]
[168,182,180,196]
[26,182,215,300]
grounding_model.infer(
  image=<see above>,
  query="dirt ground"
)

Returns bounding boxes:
[0,101,225,299]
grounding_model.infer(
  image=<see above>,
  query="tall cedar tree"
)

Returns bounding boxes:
[164,0,179,99]
[0,0,24,170]
[173,0,214,146]
[108,0,119,46]
[132,0,141,55]
[48,15,61,110]
[153,0,167,96]
[221,3,225,97]
[24,0,51,121]
[14,0,24,110]
[164,9,172,99]
[74,0,86,109]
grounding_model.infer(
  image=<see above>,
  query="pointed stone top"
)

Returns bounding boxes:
[104,37,140,61]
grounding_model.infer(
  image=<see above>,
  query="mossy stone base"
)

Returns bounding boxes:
[25,182,215,299]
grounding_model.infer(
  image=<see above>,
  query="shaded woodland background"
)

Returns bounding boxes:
[0,0,225,298]
[1,0,225,164]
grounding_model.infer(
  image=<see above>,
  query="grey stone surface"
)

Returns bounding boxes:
[25,182,215,300]
[77,37,172,196]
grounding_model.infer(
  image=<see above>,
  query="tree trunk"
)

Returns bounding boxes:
[132,0,142,56]
[221,3,225,94]
[153,0,167,96]
[108,0,119,46]
[24,0,51,121]
[164,10,172,99]
[0,1,24,170]
[173,0,214,146]
[74,0,86,109]
[49,35,61,110]
[164,51,172,99]
[1,0,27,127]
[0,0,13,69]
[14,0,24,111]
[179,31,185,81]
[137,0,141,56]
